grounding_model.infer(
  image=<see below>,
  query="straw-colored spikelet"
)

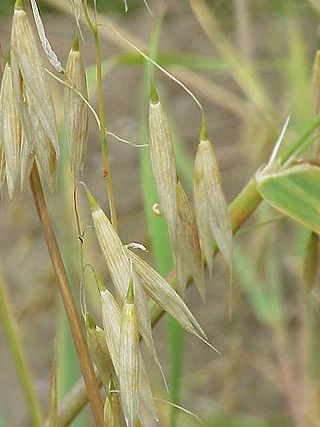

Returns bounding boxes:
[65,36,88,182]
[100,286,158,422]
[86,189,157,362]
[0,62,21,198]
[10,1,59,157]
[148,84,177,248]
[103,396,115,427]
[0,144,5,192]
[176,180,205,298]
[194,121,233,272]
[85,313,113,387]
[129,250,206,339]
[119,281,140,427]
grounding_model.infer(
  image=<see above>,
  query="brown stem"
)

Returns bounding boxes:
[29,164,105,427]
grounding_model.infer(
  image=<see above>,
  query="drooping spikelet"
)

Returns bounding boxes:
[194,119,233,273]
[176,180,205,299]
[129,250,206,339]
[85,313,113,388]
[148,84,177,250]
[86,189,157,362]
[65,35,88,182]
[100,286,158,421]
[0,144,5,192]
[119,281,140,427]
[11,0,59,152]
[0,62,21,198]
[10,0,59,190]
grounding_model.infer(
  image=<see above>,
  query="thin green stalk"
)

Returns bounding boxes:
[83,0,118,231]
[0,272,43,427]
[41,106,320,427]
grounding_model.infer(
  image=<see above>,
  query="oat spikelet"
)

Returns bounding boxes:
[86,313,114,388]
[10,0,59,156]
[100,287,158,422]
[86,189,157,362]
[65,36,89,182]
[119,281,140,427]
[148,84,177,249]
[0,144,5,192]
[0,62,21,198]
[176,180,205,299]
[194,119,233,272]
[103,396,115,427]
[129,251,206,339]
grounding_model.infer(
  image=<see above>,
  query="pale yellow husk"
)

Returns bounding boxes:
[103,396,115,427]
[87,190,157,361]
[86,322,113,387]
[119,297,140,427]
[148,97,177,248]
[100,288,158,421]
[194,139,233,271]
[129,251,206,339]
[65,45,88,182]
[176,181,205,299]
[0,63,21,198]
[11,6,59,153]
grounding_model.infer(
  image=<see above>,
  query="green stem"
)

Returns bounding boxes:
[83,0,118,231]
[0,272,43,427]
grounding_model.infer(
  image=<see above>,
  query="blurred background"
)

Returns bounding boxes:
[1,0,320,426]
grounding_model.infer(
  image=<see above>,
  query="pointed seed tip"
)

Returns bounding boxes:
[150,82,159,104]
[85,312,96,330]
[126,278,134,303]
[14,0,24,9]
[72,33,80,51]
[200,114,208,141]
[85,188,99,211]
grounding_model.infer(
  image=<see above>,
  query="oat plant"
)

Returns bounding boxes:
[1,1,320,427]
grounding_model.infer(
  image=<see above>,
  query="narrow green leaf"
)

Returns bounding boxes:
[139,18,184,426]
[257,163,320,233]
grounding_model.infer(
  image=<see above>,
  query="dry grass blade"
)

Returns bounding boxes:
[129,251,206,339]
[119,282,140,427]
[0,62,21,198]
[194,127,233,271]
[176,180,205,299]
[65,36,89,183]
[86,189,157,361]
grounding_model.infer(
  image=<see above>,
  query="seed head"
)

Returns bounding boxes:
[65,35,89,183]
[0,62,21,198]
[85,313,113,387]
[176,180,205,299]
[194,119,233,272]
[119,282,140,427]
[148,84,177,248]
[86,189,157,362]
[10,1,59,189]
[129,250,206,339]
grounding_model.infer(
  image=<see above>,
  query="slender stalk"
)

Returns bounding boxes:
[41,112,320,427]
[83,1,118,231]
[29,164,105,427]
[0,272,43,427]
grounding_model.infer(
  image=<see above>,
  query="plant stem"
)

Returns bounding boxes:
[0,272,43,427]
[83,0,118,231]
[29,163,105,427]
